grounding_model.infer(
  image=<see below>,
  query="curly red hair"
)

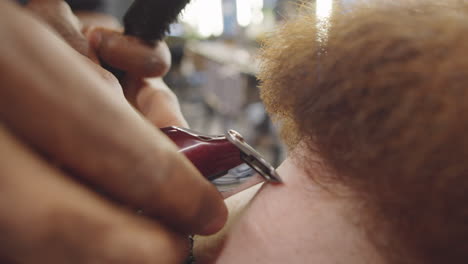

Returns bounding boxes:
[258,1,468,263]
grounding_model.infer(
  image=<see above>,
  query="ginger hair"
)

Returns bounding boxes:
[258,1,468,263]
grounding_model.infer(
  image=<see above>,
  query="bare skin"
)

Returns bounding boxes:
[0,1,226,263]
[194,157,385,264]
[26,0,187,127]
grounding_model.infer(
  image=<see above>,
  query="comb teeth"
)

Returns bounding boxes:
[123,0,192,43]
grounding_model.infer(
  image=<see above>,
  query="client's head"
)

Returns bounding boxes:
[259,1,468,263]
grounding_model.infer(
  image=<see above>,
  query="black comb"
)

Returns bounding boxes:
[106,0,191,78]
[123,0,192,44]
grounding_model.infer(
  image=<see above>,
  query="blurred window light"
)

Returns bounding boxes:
[237,0,264,27]
[316,0,333,44]
[180,0,224,37]
[316,0,333,20]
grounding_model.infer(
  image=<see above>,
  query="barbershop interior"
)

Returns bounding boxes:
[89,0,305,190]
[160,0,291,188]
[4,0,468,263]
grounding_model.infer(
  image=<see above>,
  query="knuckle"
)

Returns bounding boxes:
[100,68,120,86]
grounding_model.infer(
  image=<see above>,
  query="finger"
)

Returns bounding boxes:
[26,0,92,59]
[76,11,122,31]
[124,77,189,128]
[0,1,226,235]
[0,125,187,264]
[25,0,122,91]
[88,28,171,78]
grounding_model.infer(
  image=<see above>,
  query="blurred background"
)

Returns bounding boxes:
[52,0,307,166]
[19,0,336,187]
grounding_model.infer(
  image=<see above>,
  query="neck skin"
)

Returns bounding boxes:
[194,156,385,264]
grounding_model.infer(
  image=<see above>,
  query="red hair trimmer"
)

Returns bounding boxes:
[162,127,282,183]
[120,1,282,184]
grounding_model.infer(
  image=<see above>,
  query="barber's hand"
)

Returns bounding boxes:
[26,0,188,127]
[0,2,226,264]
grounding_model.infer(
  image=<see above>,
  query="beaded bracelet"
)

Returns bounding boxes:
[185,235,196,264]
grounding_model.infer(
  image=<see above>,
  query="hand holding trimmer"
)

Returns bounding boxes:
[117,0,282,184]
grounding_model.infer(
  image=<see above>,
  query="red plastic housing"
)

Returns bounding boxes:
[161,127,243,181]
